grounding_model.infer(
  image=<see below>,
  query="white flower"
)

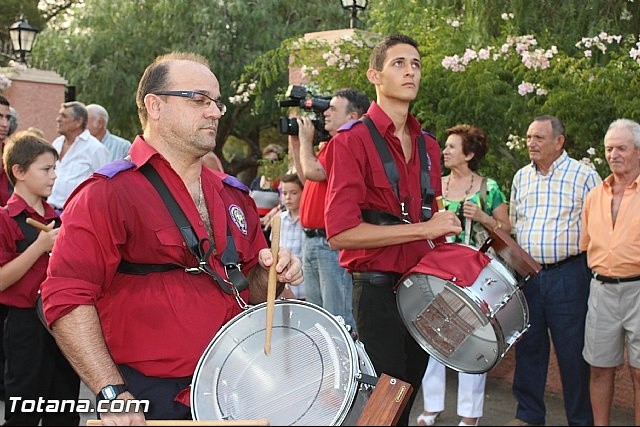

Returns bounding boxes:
[0,74,12,90]
[584,50,592,57]
[478,48,491,60]
[518,81,535,96]
[536,87,548,96]
[587,147,596,156]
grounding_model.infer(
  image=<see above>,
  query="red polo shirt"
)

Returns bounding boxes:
[41,136,267,378]
[0,147,11,205]
[324,102,443,274]
[299,145,329,229]
[0,194,59,308]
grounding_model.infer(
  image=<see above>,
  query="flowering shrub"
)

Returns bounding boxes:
[236,4,639,191]
[289,13,639,187]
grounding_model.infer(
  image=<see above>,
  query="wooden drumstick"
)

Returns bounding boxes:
[435,196,454,244]
[264,214,281,356]
[25,217,54,232]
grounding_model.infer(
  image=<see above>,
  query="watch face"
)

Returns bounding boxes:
[104,387,117,400]
[99,384,126,401]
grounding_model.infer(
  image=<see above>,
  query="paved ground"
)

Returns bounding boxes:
[0,372,634,425]
[408,369,635,426]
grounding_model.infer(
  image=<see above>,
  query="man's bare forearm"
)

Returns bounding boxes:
[51,305,125,395]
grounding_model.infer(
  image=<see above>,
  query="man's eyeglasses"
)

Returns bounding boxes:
[152,90,227,116]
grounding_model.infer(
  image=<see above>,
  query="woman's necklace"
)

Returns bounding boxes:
[445,173,475,199]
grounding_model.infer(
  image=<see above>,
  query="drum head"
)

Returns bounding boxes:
[397,260,518,373]
[191,300,373,425]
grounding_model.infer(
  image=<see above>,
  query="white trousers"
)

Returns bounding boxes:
[421,358,486,418]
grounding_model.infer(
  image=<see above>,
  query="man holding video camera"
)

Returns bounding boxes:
[288,88,370,335]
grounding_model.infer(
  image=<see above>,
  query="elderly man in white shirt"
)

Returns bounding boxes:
[86,103,132,162]
[49,101,111,210]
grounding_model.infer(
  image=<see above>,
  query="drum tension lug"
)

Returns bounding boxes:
[357,373,379,387]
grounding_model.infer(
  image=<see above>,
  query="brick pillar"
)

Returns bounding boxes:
[1,67,67,142]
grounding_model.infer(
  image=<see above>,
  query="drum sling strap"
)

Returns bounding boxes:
[117,163,249,296]
[7,208,62,254]
[360,117,435,225]
[6,207,62,332]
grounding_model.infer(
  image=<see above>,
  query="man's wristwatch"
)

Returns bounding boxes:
[96,384,127,404]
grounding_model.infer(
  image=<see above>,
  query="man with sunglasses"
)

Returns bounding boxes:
[40,52,302,425]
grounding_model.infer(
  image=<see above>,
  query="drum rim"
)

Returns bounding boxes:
[190,299,363,425]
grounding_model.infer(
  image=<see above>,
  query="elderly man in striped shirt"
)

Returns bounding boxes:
[507,115,601,426]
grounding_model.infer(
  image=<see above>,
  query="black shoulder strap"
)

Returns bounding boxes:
[361,117,400,198]
[7,208,61,253]
[361,117,434,222]
[117,164,248,294]
[417,133,435,221]
[139,164,200,257]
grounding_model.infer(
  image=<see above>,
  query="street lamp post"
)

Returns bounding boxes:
[4,17,39,65]
[340,0,368,29]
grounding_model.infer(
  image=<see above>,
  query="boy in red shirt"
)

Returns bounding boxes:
[0,131,80,425]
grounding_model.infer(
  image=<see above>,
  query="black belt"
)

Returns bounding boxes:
[303,228,326,238]
[352,271,402,287]
[594,273,640,284]
[540,253,584,269]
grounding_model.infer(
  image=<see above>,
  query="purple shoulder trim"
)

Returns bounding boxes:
[95,159,136,179]
[223,175,249,193]
[337,119,363,132]
[421,129,437,139]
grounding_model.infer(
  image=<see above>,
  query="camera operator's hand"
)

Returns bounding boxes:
[297,117,316,148]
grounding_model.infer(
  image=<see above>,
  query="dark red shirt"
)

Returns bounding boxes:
[299,144,329,229]
[41,136,267,378]
[324,102,443,274]
[0,194,59,308]
[0,145,11,205]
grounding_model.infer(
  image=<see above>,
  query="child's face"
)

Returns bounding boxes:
[281,181,302,212]
[21,152,57,198]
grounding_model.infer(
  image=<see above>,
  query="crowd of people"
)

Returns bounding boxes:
[0,31,639,427]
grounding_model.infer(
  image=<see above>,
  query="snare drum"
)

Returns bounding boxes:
[191,300,376,425]
[396,243,529,374]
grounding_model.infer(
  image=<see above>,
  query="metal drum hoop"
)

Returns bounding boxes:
[191,299,372,425]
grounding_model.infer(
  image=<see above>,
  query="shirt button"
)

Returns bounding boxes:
[198,221,204,226]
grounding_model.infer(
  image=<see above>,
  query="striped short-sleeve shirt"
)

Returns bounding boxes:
[509,151,602,264]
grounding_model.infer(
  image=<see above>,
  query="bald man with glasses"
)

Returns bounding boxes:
[40,52,302,425]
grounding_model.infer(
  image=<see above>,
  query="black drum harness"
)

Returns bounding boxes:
[359,117,435,225]
[117,163,250,308]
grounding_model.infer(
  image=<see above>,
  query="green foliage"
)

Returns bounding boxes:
[28,0,640,190]
[31,0,346,179]
[256,0,640,195]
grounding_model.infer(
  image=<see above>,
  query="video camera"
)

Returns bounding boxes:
[278,85,331,142]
